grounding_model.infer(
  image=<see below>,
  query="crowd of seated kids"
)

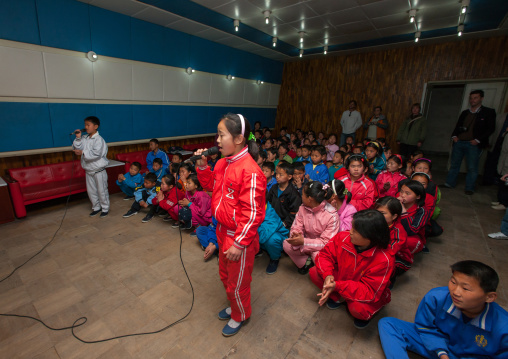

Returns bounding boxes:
[115,126,506,356]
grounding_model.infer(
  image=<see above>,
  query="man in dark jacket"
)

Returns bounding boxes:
[444,90,496,195]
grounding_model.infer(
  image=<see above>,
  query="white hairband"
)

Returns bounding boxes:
[331,179,337,196]
[237,114,245,136]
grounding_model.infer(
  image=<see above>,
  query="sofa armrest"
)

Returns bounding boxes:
[3,176,27,218]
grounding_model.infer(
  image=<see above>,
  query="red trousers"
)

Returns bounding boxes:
[217,225,259,322]
[309,267,391,321]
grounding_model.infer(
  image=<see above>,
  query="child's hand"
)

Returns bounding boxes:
[179,198,190,206]
[286,232,304,246]
[369,164,374,173]
[74,129,82,139]
[317,275,336,306]
[383,182,390,191]
[193,149,208,167]
[157,191,164,201]
[397,196,407,213]
[305,174,310,181]
[294,177,302,188]
[224,245,242,262]
[139,200,148,208]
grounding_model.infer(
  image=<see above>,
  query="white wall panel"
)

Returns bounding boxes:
[44,53,94,99]
[93,60,132,100]
[209,76,230,104]
[132,65,163,101]
[163,68,189,102]
[0,46,47,98]
[243,82,259,105]
[257,82,271,106]
[228,80,244,105]
[188,73,211,103]
[268,84,281,106]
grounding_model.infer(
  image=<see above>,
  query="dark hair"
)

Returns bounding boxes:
[377,137,386,144]
[387,154,404,168]
[411,103,421,112]
[254,121,261,127]
[267,147,278,156]
[334,150,345,159]
[149,138,159,145]
[84,116,100,127]
[374,106,382,111]
[161,174,182,190]
[144,172,157,183]
[179,162,194,174]
[262,161,275,172]
[365,141,382,156]
[264,138,273,146]
[400,180,426,207]
[280,126,287,132]
[451,260,498,292]
[221,113,259,161]
[330,179,352,203]
[172,153,183,161]
[349,100,357,107]
[278,161,294,176]
[412,158,432,170]
[470,89,485,98]
[375,196,402,218]
[255,129,262,136]
[292,161,305,172]
[153,158,163,166]
[258,151,267,161]
[351,210,390,249]
[355,145,364,152]
[312,145,326,156]
[302,145,312,152]
[187,173,203,191]
[278,142,289,151]
[345,154,368,170]
[302,182,333,203]
[131,162,142,171]
[383,144,391,151]
[345,135,353,141]
[411,149,424,158]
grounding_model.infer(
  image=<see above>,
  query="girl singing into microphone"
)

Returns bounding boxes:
[194,113,266,337]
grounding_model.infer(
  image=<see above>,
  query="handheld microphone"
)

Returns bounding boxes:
[69,128,87,136]
[185,146,219,162]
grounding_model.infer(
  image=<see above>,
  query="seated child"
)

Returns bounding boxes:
[196,217,219,261]
[328,179,357,231]
[383,145,392,162]
[411,172,443,238]
[147,138,169,173]
[411,158,442,221]
[168,152,183,175]
[123,172,159,223]
[326,134,339,161]
[283,182,339,275]
[310,210,394,329]
[263,138,274,151]
[328,150,346,181]
[208,151,219,171]
[266,147,277,163]
[262,162,277,192]
[178,162,194,191]
[378,260,508,359]
[404,149,423,177]
[292,161,308,195]
[274,142,293,167]
[338,154,376,211]
[339,145,348,152]
[376,154,406,197]
[258,202,290,275]
[353,145,363,154]
[364,141,386,180]
[116,161,143,200]
[152,174,185,223]
[174,174,212,230]
[287,140,298,159]
[294,145,311,162]
[305,145,329,184]
[294,146,302,160]
[151,158,164,183]
[267,162,302,228]
[257,150,267,167]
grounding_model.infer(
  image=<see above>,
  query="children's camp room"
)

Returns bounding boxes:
[1,0,508,358]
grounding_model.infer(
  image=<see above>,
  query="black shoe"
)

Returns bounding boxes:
[421,245,430,254]
[298,258,314,275]
[163,215,173,222]
[100,211,109,218]
[326,298,342,310]
[266,259,279,275]
[353,318,371,329]
[123,195,134,200]
[181,221,193,230]
[89,209,101,217]
[171,221,182,228]
[123,210,138,218]
[142,213,154,223]
[465,190,474,195]
[158,210,168,218]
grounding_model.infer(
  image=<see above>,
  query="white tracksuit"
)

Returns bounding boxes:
[73,131,110,212]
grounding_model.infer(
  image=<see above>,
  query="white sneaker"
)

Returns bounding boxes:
[488,232,508,240]
[491,201,500,206]
[491,204,507,210]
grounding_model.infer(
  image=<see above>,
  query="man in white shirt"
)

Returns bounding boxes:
[340,100,363,146]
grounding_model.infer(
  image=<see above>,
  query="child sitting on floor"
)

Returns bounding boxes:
[174,174,212,230]
[195,217,219,261]
[151,158,164,184]
[337,154,376,211]
[328,150,346,181]
[295,145,311,162]
[305,145,329,184]
[292,161,308,195]
[258,202,290,275]
[328,179,357,231]
[262,162,277,192]
[152,174,185,223]
[123,172,159,223]
[208,151,219,171]
[364,141,386,180]
[117,161,143,200]
[168,152,183,175]
[376,154,406,198]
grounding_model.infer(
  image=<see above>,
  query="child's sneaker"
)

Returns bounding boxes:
[218,307,231,321]
[266,259,279,275]
[488,232,508,240]
[353,318,371,329]
[181,221,193,230]
[100,211,109,218]
[326,298,342,310]
[298,257,314,275]
[123,210,138,218]
[89,209,101,217]
[158,210,168,217]
[421,246,430,254]
[142,213,154,223]
[123,195,134,200]
[171,221,182,228]
[190,230,197,237]
[222,320,242,337]
[163,215,172,222]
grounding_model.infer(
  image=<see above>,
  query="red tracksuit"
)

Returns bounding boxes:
[400,204,430,256]
[338,174,376,211]
[423,182,438,220]
[388,220,412,272]
[310,231,394,321]
[152,186,186,221]
[197,146,266,322]
[375,170,407,198]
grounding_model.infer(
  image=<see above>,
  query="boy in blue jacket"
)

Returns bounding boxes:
[116,161,143,200]
[379,260,508,359]
[122,172,159,223]
[151,158,164,184]
[305,145,329,184]
[146,138,169,172]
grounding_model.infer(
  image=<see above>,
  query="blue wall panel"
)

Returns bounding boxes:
[131,18,165,66]
[0,0,40,45]
[36,0,91,52]
[132,105,163,140]
[95,104,134,143]
[90,6,131,60]
[49,103,97,147]
[161,105,189,137]
[162,27,190,69]
[0,103,53,151]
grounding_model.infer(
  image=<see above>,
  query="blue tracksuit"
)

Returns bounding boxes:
[294,156,310,163]
[366,155,386,180]
[258,203,289,260]
[378,286,508,359]
[146,149,170,172]
[305,162,329,184]
[134,185,158,205]
[151,168,164,183]
[196,217,218,249]
[116,172,144,197]
[208,158,219,171]
[266,177,277,192]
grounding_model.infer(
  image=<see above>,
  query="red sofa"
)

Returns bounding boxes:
[5,160,123,218]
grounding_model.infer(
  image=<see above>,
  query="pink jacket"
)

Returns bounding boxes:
[186,190,212,226]
[375,170,407,197]
[326,144,339,161]
[290,201,339,254]
[337,200,357,231]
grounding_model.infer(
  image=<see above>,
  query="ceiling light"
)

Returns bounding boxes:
[324,46,328,55]
[458,24,464,36]
[263,10,271,24]
[415,31,421,43]
[299,49,303,58]
[234,19,240,32]
[461,0,470,14]
[226,74,234,81]
[256,80,264,85]
[86,51,98,62]
[186,67,195,75]
[408,9,417,23]
[272,37,277,47]
[298,31,305,43]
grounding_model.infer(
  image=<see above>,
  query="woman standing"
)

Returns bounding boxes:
[396,103,426,159]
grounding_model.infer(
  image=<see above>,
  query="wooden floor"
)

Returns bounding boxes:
[0,170,507,359]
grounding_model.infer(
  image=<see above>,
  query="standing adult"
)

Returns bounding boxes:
[396,103,426,159]
[363,106,388,140]
[340,100,362,146]
[443,90,496,195]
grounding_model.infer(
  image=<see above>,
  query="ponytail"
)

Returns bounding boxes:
[330,179,352,204]
[302,181,333,204]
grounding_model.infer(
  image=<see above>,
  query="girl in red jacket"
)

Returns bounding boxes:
[310,210,394,329]
[337,154,376,211]
[195,113,266,337]
[152,174,185,222]
[376,154,407,197]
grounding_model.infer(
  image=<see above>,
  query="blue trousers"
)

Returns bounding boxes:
[340,133,356,147]
[259,230,288,260]
[196,224,218,249]
[116,180,134,197]
[445,140,482,192]
[501,208,508,236]
[378,317,458,359]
